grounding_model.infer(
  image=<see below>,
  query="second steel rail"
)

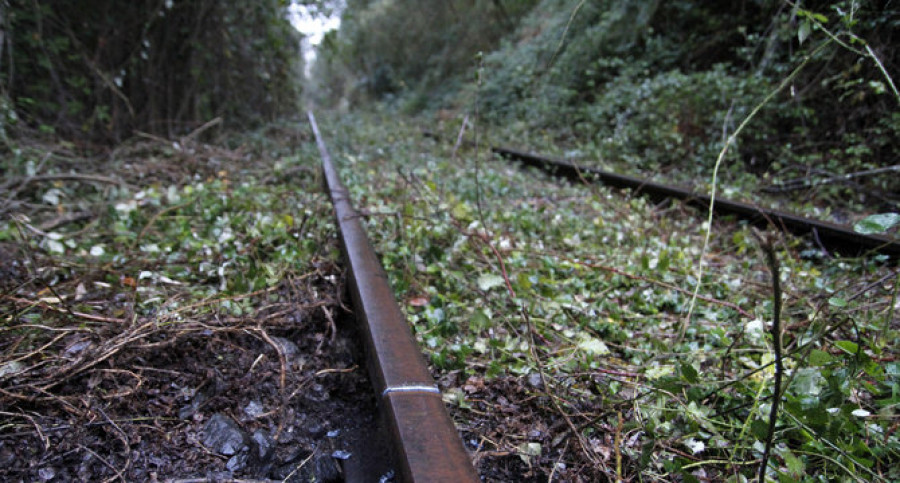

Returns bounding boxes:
[493,146,900,259]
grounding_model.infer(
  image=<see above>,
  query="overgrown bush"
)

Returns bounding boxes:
[581,66,776,172]
[312,0,539,106]
[473,0,900,201]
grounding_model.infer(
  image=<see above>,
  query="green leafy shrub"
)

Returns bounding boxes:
[582,65,774,172]
[313,0,540,106]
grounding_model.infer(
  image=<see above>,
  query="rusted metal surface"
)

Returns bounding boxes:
[308,112,479,483]
[494,146,900,258]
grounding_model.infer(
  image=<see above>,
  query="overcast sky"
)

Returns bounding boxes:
[288,3,342,46]
[289,2,342,78]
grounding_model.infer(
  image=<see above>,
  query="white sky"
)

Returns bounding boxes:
[289,2,342,78]
[289,3,342,46]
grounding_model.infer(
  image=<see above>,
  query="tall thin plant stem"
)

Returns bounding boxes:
[680,40,830,340]
[757,232,783,482]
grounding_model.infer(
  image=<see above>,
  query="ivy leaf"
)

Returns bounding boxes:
[451,201,473,221]
[516,442,541,463]
[645,364,674,380]
[680,361,699,383]
[0,360,25,377]
[750,419,769,441]
[684,438,705,455]
[45,238,66,254]
[781,448,805,476]
[853,213,900,235]
[792,368,825,397]
[808,349,833,366]
[42,188,63,205]
[477,273,505,291]
[470,310,490,330]
[516,272,533,290]
[828,296,847,308]
[798,19,812,45]
[834,340,859,355]
[577,335,610,355]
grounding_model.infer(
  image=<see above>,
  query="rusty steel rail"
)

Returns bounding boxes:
[493,146,900,258]
[308,112,479,483]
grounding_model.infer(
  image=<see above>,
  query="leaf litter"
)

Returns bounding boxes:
[0,123,392,481]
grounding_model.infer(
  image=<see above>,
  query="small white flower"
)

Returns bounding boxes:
[115,200,137,213]
[685,438,705,455]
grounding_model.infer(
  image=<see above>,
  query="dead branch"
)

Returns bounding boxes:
[1,173,126,191]
[180,116,222,145]
[3,295,128,324]
[755,230,783,482]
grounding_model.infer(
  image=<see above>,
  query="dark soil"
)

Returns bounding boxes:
[0,280,393,482]
[1,125,399,482]
[442,372,609,483]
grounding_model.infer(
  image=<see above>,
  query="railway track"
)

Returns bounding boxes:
[491,146,900,259]
[309,112,480,483]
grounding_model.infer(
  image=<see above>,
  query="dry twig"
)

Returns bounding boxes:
[755,230,783,482]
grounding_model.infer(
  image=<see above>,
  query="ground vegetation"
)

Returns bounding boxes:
[0,122,393,481]
[313,110,899,481]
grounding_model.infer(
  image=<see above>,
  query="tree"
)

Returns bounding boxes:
[1,0,302,143]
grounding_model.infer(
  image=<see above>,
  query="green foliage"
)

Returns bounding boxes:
[312,0,539,105]
[854,213,900,235]
[1,123,332,317]
[581,65,774,171]
[316,0,899,210]
[316,111,900,480]
[313,0,899,204]
[306,0,900,478]
[1,0,302,143]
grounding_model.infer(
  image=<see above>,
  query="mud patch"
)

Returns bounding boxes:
[1,294,393,481]
[443,373,609,482]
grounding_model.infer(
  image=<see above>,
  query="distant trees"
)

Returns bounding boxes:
[313,0,539,105]
[1,0,302,143]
